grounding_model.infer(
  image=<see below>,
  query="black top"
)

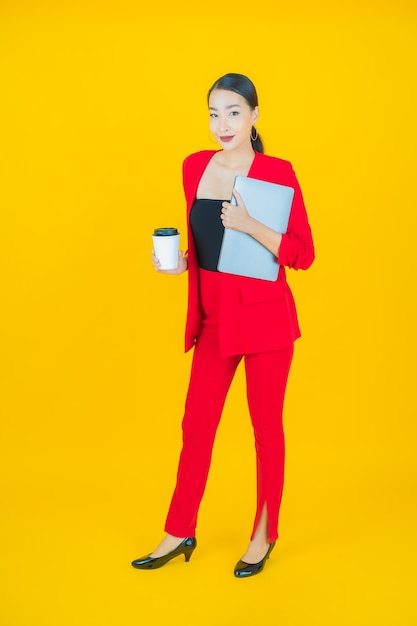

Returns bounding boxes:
[190,199,225,272]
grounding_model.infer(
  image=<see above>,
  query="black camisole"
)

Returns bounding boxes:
[190,199,226,272]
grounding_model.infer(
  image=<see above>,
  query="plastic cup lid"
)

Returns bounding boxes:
[153,227,179,236]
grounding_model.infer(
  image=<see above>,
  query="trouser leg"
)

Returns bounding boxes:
[165,324,241,537]
[244,344,294,543]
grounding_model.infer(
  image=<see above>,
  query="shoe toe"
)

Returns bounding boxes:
[131,555,154,569]
[234,542,275,578]
[234,560,262,577]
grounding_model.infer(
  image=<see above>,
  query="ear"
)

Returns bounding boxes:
[252,106,259,125]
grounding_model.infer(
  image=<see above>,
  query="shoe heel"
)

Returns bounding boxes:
[183,547,195,562]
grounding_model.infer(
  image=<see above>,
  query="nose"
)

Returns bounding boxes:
[219,115,229,132]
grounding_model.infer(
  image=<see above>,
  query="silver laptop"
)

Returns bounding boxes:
[217,176,294,281]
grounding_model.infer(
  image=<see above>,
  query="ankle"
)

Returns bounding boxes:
[251,536,269,548]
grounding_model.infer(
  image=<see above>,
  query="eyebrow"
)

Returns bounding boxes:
[208,104,241,110]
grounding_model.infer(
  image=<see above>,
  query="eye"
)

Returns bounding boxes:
[230,110,239,116]
[210,113,218,118]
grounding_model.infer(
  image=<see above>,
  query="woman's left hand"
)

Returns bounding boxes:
[221,190,254,233]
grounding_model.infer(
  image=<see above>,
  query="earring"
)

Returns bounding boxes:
[251,126,258,141]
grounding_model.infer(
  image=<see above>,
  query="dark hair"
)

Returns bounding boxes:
[207,73,264,154]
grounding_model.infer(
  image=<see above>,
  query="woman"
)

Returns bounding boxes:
[132,73,314,577]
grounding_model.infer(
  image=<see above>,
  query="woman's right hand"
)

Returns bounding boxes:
[152,249,188,275]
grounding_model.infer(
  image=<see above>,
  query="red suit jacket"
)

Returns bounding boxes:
[183,150,314,356]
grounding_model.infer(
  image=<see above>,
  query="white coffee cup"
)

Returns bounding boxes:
[152,227,180,270]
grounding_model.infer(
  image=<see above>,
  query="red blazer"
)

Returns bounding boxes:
[183,150,314,356]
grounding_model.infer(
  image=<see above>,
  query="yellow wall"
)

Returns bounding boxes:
[1,2,416,625]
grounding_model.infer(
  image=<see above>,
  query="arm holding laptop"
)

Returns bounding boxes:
[220,189,283,258]
[220,169,314,272]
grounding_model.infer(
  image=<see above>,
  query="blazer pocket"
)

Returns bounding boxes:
[239,279,284,304]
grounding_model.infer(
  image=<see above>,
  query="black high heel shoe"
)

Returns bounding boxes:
[234,541,276,578]
[131,537,197,570]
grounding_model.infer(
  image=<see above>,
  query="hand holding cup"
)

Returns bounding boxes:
[152,249,188,274]
[152,227,187,274]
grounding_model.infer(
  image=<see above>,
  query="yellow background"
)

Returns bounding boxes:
[1,1,416,624]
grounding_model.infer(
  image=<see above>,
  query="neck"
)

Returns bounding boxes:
[217,143,255,169]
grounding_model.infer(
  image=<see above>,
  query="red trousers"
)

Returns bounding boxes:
[164,270,294,543]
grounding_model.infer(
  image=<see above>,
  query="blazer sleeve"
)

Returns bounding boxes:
[182,156,191,206]
[277,166,315,271]
[182,154,197,260]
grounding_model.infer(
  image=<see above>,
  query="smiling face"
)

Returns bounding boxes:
[208,89,259,152]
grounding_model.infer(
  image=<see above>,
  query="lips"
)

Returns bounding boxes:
[220,136,234,143]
